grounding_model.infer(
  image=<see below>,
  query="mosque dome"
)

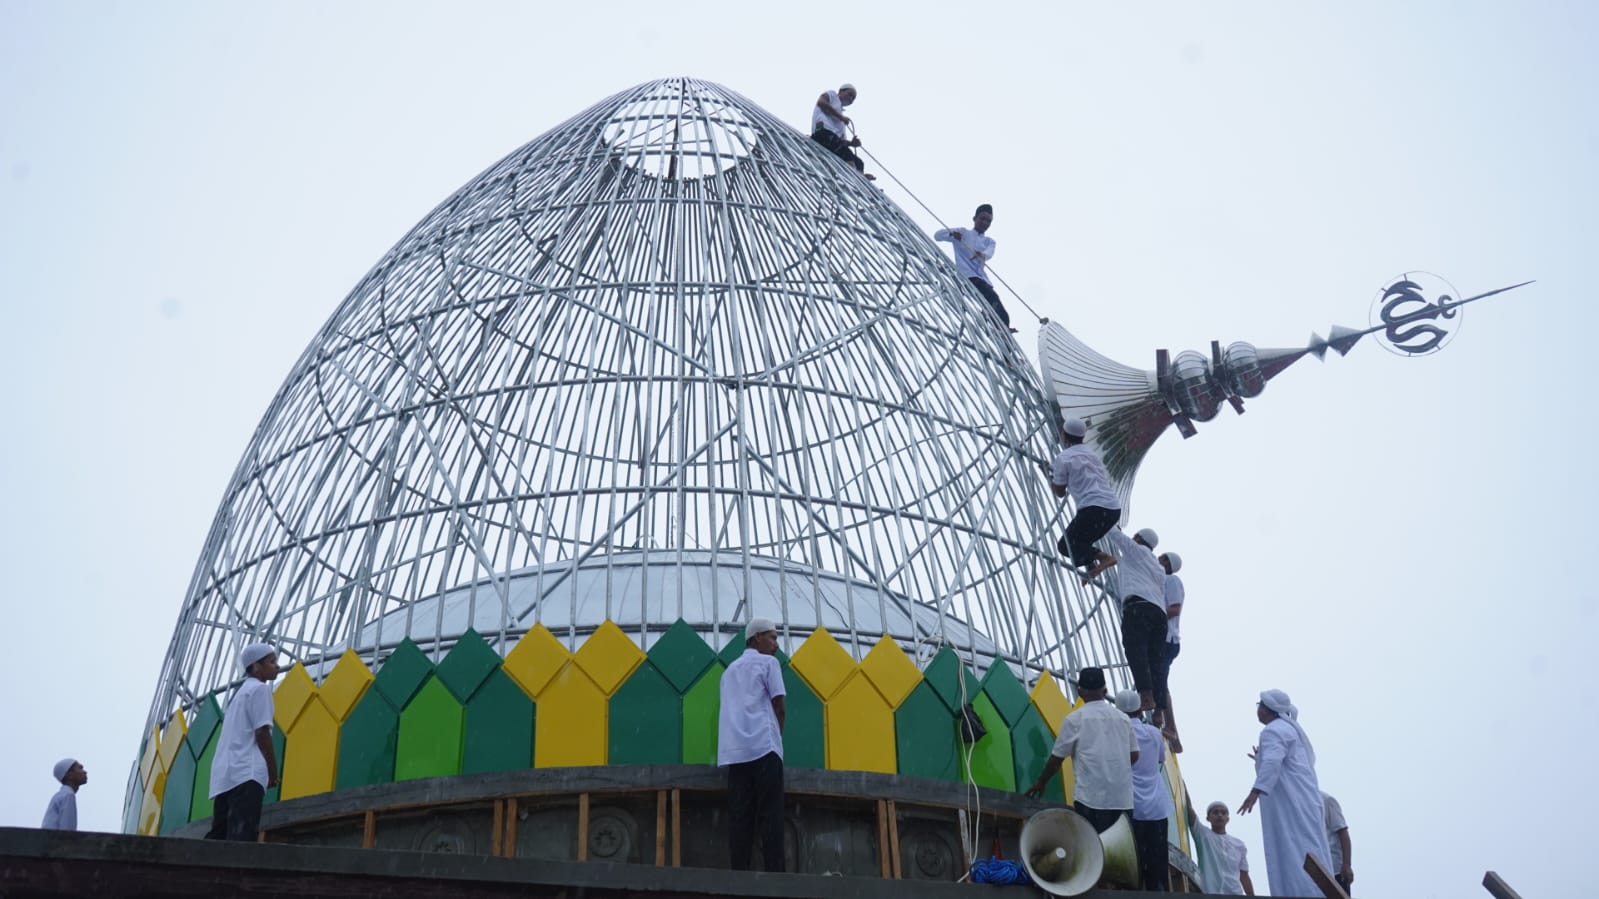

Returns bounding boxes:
[127,79,1143,846]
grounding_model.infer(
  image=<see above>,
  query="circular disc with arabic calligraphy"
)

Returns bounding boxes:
[1370,271,1463,357]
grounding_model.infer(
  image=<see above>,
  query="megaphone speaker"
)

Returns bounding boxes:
[1019,808,1104,897]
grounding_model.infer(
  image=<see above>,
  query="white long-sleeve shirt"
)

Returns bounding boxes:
[41,784,77,830]
[1050,699,1136,811]
[1049,445,1119,511]
[1104,528,1166,609]
[933,227,996,282]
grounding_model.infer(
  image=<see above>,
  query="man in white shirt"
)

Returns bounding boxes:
[1186,794,1254,895]
[1117,690,1173,891]
[1048,417,1121,579]
[40,758,86,831]
[811,83,870,177]
[718,618,787,872]
[1323,791,1354,893]
[1103,526,1169,718]
[934,205,1009,328]
[1024,666,1137,834]
[205,642,281,842]
[1238,690,1330,898]
[1156,551,1185,751]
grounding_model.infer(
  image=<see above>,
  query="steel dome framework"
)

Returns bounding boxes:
[144,78,1133,740]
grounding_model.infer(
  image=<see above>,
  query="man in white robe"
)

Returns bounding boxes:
[1239,689,1330,897]
[41,758,86,830]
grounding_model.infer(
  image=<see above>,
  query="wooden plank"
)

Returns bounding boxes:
[576,793,590,862]
[671,788,682,867]
[490,800,503,857]
[504,797,518,859]
[362,810,376,849]
[655,790,667,866]
[886,799,901,879]
[1303,852,1350,899]
[876,800,890,879]
[1483,871,1524,899]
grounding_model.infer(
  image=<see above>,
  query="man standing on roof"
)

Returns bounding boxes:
[1102,526,1170,716]
[1185,792,1255,895]
[719,618,788,872]
[1117,689,1173,891]
[935,205,1010,329]
[41,758,87,830]
[1048,416,1121,579]
[1024,666,1137,834]
[811,83,871,178]
[206,642,280,842]
[1238,689,1331,899]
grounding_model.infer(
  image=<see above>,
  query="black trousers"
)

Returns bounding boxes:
[727,752,785,872]
[1121,599,1171,710]
[1057,505,1120,569]
[810,127,863,172]
[1131,817,1170,892]
[969,277,1010,326]
[1071,801,1127,835]
[203,781,264,842]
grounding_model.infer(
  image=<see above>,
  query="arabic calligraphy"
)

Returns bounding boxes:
[1371,273,1461,356]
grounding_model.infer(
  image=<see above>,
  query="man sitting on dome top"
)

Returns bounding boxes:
[811,83,873,179]
[935,205,1011,330]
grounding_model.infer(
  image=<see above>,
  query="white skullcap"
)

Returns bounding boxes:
[1134,528,1159,548]
[239,642,276,670]
[1162,552,1183,574]
[1114,689,1141,714]
[53,758,77,783]
[1260,689,1316,766]
[745,618,777,640]
[840,82,856,92]
[1062,417,1087,438]
[1206,800,1229,814]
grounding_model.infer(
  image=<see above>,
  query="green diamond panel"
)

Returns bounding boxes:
[1010,705,1063,802]
[336,690,399,790]
[648,620,716,693]
[682,662,723,764]
[185,695,223,760]
[396,675,464,780]
[894,681,961,782]
[781,664,824,769]
[264,724,285,804]
[188,731,218,823]
[958,693,1015,791]
[981,662,1031,727]
[435,629,503,702]
[462,669,535,775]
[159,748,198,833]
[373,638,434,708]
[609,662,682,765]
[922,646,981,713]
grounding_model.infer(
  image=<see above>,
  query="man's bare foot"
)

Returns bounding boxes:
[1139,690,1155,712]
[1151,709,1165,729]
[863,173,877,181]
[1081,554,1117,580]
[1164,728,1183,753]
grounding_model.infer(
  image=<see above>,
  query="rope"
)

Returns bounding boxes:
[969,856,1034,886]
[851,134,1048,324]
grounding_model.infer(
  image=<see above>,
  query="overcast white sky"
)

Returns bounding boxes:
[3,2,1594,895]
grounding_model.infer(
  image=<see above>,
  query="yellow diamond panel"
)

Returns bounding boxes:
[319,650,375,721]
[1030,672,1073,737]
[1056,696,1084,801]
[136,779,162,836]
[273,664,317,732]
[824,671,896,774]
[573,620,645,696]
[155,708,188,774]
[280,697,339,801]
[859,636,920,708]
[137,726,161,784]
[1165,736,1189,854]
[533,662,607,767]
[504,623,570,699]
[789,628,856,700]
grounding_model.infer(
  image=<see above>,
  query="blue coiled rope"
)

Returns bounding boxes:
[969,856,1033,885]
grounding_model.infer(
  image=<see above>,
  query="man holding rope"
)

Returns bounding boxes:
[811,83,872,179]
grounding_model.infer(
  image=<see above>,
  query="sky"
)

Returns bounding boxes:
[2,2,1595,895]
